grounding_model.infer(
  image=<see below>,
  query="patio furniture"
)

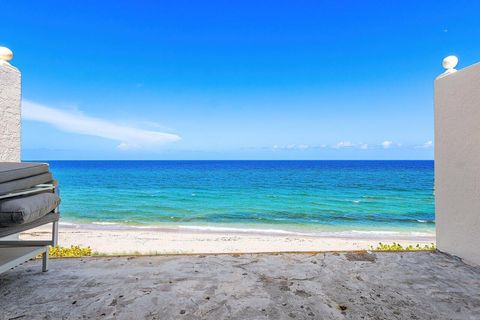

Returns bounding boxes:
[0,162,60,274]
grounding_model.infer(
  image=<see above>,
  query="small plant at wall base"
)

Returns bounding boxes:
[370,242,436,251]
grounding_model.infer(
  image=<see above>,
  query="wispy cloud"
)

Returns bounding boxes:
[272,144,311,151]
[333,141,369,149]
[22,100,181,150]
[333,141,355,149]
[381,140,393,149]
[267,140,430,152]
[416,140,433,148]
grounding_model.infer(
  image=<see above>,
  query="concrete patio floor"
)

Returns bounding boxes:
[0,251,479,320]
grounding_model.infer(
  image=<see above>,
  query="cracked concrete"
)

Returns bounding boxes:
[0,251,479,319]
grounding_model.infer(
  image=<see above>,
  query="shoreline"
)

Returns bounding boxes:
[56,221,435,239]
[21,223,436,255]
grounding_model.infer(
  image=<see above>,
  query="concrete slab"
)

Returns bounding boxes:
[0,252,479,319]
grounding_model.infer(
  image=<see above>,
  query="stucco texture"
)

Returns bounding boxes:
[0,63,21,162]
[435,63,480,265]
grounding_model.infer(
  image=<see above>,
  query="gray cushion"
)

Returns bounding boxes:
[0,162,50,183]
[0,173,53,195]
[0,193,60,226]
[0,212,60,236]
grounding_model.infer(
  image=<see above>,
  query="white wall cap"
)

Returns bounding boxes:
[0,47,13,64]
[437,55,459,79]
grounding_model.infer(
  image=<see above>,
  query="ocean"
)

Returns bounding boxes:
[46,160,435,236]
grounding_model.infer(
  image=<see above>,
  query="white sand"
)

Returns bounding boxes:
[20,224,436,255]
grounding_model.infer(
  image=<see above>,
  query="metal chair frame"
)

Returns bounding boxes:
[0,182,59,274]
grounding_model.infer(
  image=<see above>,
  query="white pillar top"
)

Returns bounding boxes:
[437,55,459,79]
[0,47,13,65]
[442,55,458,70]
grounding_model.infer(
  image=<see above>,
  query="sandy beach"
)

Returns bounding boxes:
[20,224,435,255]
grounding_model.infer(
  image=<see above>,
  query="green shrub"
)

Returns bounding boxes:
[369,242,436,251]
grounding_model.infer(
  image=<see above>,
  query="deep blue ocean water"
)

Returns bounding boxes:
[45,161,435,235]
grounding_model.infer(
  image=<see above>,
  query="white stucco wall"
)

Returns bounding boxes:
[435,62,480,265]
[0,62,21,162]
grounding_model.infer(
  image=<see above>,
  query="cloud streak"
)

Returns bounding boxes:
[333,141,370,149]
[269,140,431,151]
[416,140,433,148]
[22,100,181,150]
[381,140,393,149]
[273,144,311,151]
[334,141,355,149]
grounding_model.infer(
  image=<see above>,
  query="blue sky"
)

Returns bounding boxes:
[2,1,480,160]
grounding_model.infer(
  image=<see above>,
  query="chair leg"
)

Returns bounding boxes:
[52,221,59,247]
[42,247,49,272]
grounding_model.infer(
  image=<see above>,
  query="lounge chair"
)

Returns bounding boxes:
[0,162,60,274]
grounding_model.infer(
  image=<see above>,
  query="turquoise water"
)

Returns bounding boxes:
[46,161,434,235]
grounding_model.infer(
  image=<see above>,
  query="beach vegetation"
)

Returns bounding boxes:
[36,245,93,258]
[370,242,436,251]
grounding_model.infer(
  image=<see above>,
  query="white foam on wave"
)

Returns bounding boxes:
[59,221,78,227]
[91,221,119,226]
[409,231,435,237]
[350,230,399,235]
[59,221,435,239]
[178,225,310,236]
[177,225,433,239]
[128,225,162,229]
